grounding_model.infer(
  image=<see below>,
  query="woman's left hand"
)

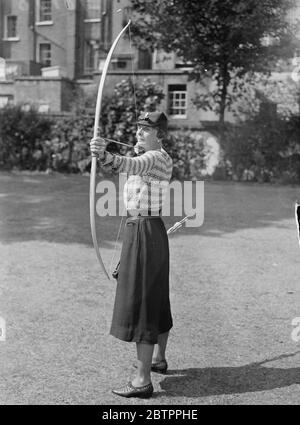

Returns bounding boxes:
[90,137,107,159]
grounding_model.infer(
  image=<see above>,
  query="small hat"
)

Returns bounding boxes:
[137,111,168,133]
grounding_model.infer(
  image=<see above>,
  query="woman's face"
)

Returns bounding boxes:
[136,125,160,152]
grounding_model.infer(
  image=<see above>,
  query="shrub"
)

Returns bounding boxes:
[0,79,166,172]
[0,106,53,170]
[3,77,299,184]
[46,78,166,173]
[164,131,206,180]
[47,114,95,173]
[220,113,300,183]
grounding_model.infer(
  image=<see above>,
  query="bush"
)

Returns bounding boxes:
[0,106,53,170]
[0,79,165,173]
[47,114,95,173]
[220,113,300,183]
[1,97,300,184]
[47,78,167,173]
[0,79,208,178]
[164,131,206,180]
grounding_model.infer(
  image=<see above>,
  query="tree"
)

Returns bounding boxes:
[42,78,165,173]
[131,0,298,124]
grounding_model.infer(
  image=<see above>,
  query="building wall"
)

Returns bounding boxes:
[34,0,77,79]
[0,0,79,78]
[15,77,62,111]
[0,0,299,123]
[0,79,14,104]
[0,76,75,112]
[110,0,134,63]
[89,70,221,128]
[0,0,33,67]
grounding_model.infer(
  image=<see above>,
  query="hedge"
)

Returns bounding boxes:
[1,78,300,183]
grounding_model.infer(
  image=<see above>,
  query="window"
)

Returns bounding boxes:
[111,58,130,70]
[5,16,18,39]
[138,49,152,70]
[116,61,127,69]
[39,44,51,67]
[84,40,99,74]
[85,0,101,21]
[38,0,52,22]
[168,85,187,118]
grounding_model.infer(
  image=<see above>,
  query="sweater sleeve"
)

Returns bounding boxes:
[99,150,157,175]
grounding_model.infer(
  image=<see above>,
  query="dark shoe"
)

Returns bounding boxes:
[151,359,168,374]
[112,381,153,398]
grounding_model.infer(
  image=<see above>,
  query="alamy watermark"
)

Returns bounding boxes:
[0,317,6,342]
[291,317,300,343]
[95,175,204,228]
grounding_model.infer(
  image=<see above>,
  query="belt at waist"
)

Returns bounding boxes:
[127,209,162,217]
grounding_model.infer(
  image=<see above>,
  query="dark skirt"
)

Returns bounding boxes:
[110,216,173,344]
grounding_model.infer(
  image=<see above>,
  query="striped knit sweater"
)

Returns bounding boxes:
[100,149,173,212]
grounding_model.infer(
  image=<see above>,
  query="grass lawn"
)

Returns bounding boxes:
[0,171,300,405]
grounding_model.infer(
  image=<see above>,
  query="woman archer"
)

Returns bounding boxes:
[90,111,173,399]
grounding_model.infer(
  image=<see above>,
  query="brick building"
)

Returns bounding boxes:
[0,0,299,125]
[0,0,223,125]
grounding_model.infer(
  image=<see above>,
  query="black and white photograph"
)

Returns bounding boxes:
[0,0,300,409]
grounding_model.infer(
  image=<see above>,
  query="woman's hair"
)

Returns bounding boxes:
[157,128,166,140]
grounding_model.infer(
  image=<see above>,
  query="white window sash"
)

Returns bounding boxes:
[39,44,52,66]
[169,89,187,117]
[85,0,101,21]
[4,15,18,40]
[36,0,53,23]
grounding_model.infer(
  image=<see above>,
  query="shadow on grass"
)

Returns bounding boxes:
[157,351,300,398]
[0,173,299,246]
[0,173,122,248]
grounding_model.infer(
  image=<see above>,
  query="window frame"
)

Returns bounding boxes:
[4,15,19,41]
[36,0,53,25]
[84,0,101,22]
[39,43,52,68]
[83,40,100,75]
[168,85,188,119]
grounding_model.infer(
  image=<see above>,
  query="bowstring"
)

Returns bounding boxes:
[129,23,139,122]
[109,195,126,276]
[109,21,138,277]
